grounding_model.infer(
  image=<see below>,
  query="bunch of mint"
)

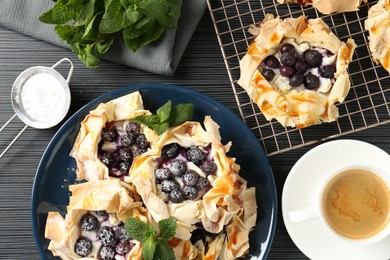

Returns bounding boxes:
[125,217,176,260]
[39,0,181,68]
[132,100,193,135]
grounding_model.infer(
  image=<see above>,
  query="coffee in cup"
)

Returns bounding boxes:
[288,164,390,245]
[322,168,390,240]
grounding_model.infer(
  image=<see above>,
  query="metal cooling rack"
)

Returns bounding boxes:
[207,0,390,156]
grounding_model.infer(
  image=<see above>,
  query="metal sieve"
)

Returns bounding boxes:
[0,58,74,159]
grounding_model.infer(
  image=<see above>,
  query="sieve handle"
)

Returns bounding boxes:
[0,114,28,159]
[51,58,74,84]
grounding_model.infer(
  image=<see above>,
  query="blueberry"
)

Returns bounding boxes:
[74,237,92,257]
[118,161,130,174]
[263,55,280,69]
[183,170,199,186]
[162,143,180,159]
[98,226,115,245]
[161,179,179,192]
[169,160,186,176]
[121,135,134,147]
[155,168,171,180]
[289,73,304,87]
[295,60,308,73]
[183,186,198,200]
[169,189,185,203]
[119,147,133,161]
[126,122,140,135]
[196,177,211,192]
[280,65,296,77]
[190,229,205,244]
[319,65,336,78]
[187,146,204,165]
[100,245,115,260]
[101,153,113,166]
[281,52,296,66]
[261,69,274,81]
[133,148,147,157]
[101,128,117,142]
[200,161,217,175]
[80,214,98,231]
[280,43,295,54]
[135,134,149,149]
[304,50,322,67]
[116,224,130,240]
[304,73,320,90]
[116,239,131,255]
[96,210,108,217]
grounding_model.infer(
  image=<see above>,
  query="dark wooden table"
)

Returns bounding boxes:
[1,9,390,260]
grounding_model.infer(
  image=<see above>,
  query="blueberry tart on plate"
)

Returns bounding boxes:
[45,179,146,260]
[277,0,367,14]
[365,0,390,74]
[70,91,157,182]
[129,116,257,259]
[238,15,356,128]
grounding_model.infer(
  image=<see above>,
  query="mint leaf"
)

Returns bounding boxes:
[52,0,79,24]
[73,0,95,26]
[95,37,114,54]
[77,44,99,68]
[156,101,172,123]
[158,218,176,240]
[153,122,169,136]
[54,25,73,41]
[99,0,124,33]
[154,240,175,260]
[82,12,102,41]
[39,9,56,24]
[123,6,142,27]
[169,103,193,126]
[142,237,157,260]
[132,101,193,135]
[132,114,160,128]
[125,217,152,243]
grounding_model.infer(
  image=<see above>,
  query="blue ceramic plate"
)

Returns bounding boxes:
[31,83,277,259]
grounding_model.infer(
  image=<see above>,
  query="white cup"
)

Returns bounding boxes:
[288,163,390,245]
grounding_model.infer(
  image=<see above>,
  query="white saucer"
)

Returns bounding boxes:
[282,139,390,260]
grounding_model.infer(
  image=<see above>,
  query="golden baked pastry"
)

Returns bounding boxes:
[365,0,390,74]
[277,0,367,14]
[70,91,157,182]
[129,116,257,259]
[45,179,146,259]
[238,14,356,128]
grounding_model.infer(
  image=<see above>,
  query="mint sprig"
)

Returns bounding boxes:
[39,0,181,68]
[125,217,176,260]
[132,100,193,135]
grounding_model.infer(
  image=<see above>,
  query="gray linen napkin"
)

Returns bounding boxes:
[0,0,206,76]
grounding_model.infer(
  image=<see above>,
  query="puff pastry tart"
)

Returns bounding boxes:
[70,91,157,182]
[277,0,367,14]
[238,15,356,128]
[45,179,147,260]
[129,116,257,259]
[365,0,390,74]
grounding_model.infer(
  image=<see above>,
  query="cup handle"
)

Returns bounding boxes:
[51,58,74,84]
[288,207,319,223]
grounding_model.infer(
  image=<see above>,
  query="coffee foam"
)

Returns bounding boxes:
[322,169,390,239]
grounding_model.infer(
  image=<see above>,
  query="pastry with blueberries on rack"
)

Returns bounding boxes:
[238,14,356,128]
[70,91,157,182]
[277,0,367,14]
[365,0,390,74]
[129,116,257,259]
